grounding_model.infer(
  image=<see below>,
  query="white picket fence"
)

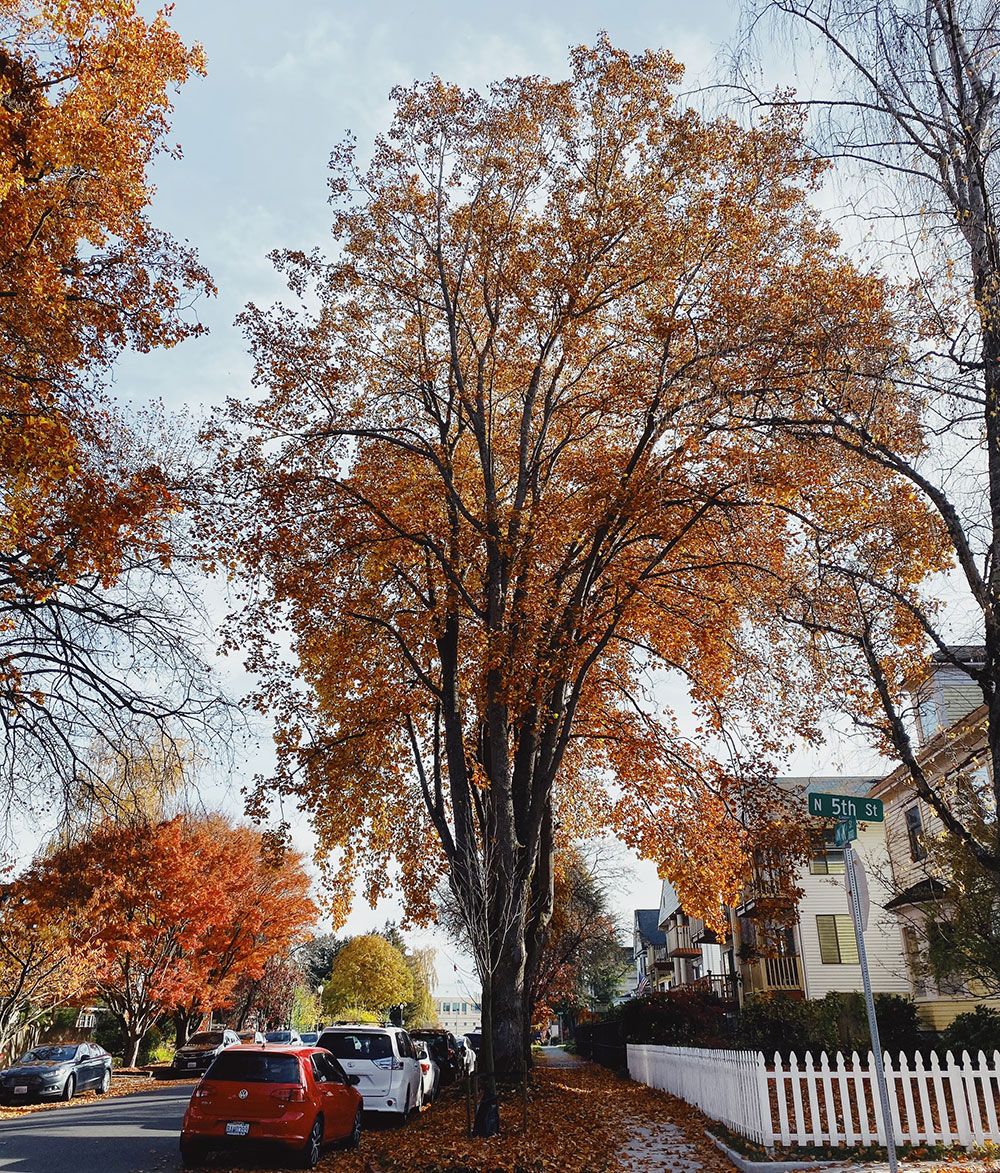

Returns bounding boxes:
[627,1044,1000,1150]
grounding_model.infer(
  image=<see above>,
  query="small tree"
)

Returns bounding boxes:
[30,815,314,1064]
[322,935,413,1021]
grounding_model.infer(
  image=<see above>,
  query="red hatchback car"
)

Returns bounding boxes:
[180,1044,363,1168]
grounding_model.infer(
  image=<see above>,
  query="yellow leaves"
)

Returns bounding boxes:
[323,934,414,1017]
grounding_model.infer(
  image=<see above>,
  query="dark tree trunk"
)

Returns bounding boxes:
[172,1005,200,1048]
[123,1027,144,1068]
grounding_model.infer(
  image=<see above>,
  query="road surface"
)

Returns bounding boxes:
[0,1085,190,1173]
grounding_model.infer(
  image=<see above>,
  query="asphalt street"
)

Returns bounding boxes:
[0,1085,192,1173]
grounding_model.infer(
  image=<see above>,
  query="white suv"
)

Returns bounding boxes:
[317,1025,421,1121]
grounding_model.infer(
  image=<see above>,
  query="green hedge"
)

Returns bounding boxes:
[941,1005,1000,1056]
[737,991,923,1058]
[616,989,731,1047]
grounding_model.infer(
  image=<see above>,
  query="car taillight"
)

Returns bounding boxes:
[420,1061,430,1073]
[270,1086,306,1102]
[193,1085,212,1099]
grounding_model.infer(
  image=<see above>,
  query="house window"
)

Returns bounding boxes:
[816,915,860,964]
[810,831,845,875]
[442,1002,450,1013]
[905,805,926,861]
[916,687,941,743]
[901,925,928,997]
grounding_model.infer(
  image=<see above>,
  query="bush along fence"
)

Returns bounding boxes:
[627,1044,1000,1151]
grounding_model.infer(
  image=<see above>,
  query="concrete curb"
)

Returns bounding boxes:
[705,1131,850,1173]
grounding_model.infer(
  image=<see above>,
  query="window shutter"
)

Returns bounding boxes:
[835,916,860,964]
[817,915,840,963]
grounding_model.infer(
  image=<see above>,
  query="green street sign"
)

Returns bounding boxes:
[834,818,858,845]
[808,792,884,821]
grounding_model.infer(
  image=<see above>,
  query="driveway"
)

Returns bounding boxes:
[0,1084,191,1173]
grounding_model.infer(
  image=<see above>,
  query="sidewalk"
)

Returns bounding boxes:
[537,1047,711,1173]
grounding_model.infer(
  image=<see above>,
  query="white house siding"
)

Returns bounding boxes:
[797,824,911,999]
[882,789,947,895]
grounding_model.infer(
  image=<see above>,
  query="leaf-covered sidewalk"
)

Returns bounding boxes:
[304,1051,730,1173]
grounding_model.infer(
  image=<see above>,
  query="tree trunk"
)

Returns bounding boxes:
[490,933,528,1082]
[173,1005,199,1048]
[123,1028,144,1068]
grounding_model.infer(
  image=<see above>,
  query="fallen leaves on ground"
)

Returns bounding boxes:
[205,1057,733,1173]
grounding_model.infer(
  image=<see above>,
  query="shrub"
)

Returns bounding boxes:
[941,1005,1000,1056]
[871,993,923,1055]
[737,991,922,1058]
[737,993,829,1056]
[617,989,730,1047]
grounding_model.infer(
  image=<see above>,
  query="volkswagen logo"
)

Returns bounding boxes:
[238,1089,248,1100]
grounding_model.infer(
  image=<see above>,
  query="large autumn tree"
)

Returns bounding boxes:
[216,39,945,1077]
[28,814,315,1064]
[0,0,220,819]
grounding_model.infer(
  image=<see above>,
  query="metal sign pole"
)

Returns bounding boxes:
[844,841,898,1173]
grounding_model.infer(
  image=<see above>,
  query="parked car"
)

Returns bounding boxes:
[264,1029,303,1046]
[0,1042,112,1103]
[456,1034,478,1075]
[237,1030,265,1046]
[408,1029,459,1084]
[173,1029,241,1076]
[317,1024,422,1121]
[180,1044,362,1169]
[299,1031,319,1046]
[413,1042,439,1104]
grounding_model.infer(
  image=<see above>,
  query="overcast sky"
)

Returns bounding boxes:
[104,2,882,971]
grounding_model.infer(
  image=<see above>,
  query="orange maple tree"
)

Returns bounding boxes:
[215,39,945,1076]
[0,1,217,811]
[29,814,315,1065]
[168,816,317,1045]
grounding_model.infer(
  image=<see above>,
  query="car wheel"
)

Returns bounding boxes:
[340,1105,362,1150]
[299,1115,323,1169]
[397,1089,410,1127]
[179,1139,206,1168]
[61,1075,75,1102]
[97,1068,111,1095]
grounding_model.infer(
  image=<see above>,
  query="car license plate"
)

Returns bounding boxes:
[187,1062,197,1068]
[13,1085,27,1095]
[225,1122,250,1136]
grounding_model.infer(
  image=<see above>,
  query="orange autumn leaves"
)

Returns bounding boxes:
[0,0,209,579]
[219,40,947,962]
[0,1,211,774]
[6,814,315,1064]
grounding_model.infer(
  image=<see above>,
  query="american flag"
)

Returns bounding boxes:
[636,974,650,997]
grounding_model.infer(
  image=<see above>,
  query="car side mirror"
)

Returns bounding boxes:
[347,1074,361,1086]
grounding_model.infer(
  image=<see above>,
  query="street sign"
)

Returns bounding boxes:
[845,847,870,931]
[844,843,896,1172]
[834,818,857,846]
[808,792,883,821]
